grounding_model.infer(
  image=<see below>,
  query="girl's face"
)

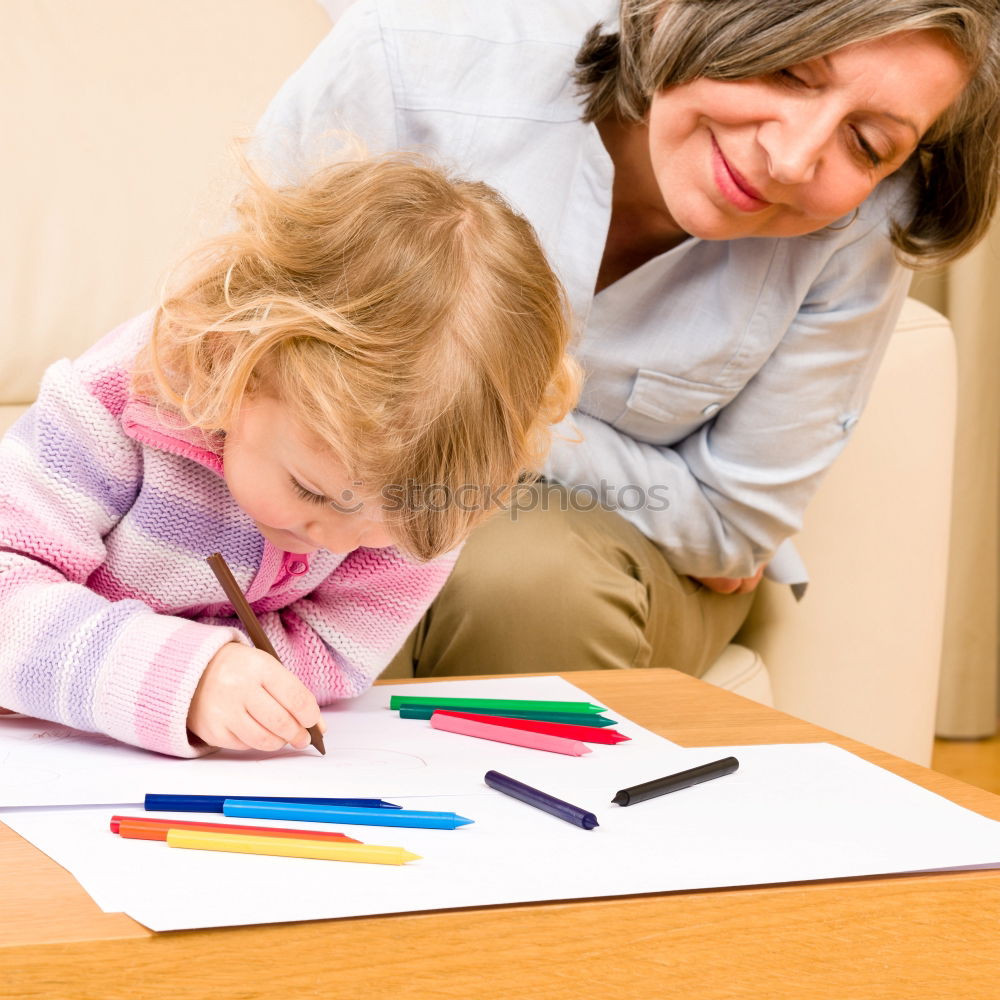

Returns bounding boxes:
[645,30,968,240]
[223,395,395,556]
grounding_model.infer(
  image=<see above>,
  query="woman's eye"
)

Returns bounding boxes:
[775,68,808,88]
[290,476,328,505]
[851,128,885,168]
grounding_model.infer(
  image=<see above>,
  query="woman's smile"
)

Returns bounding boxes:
[710,135,770,212]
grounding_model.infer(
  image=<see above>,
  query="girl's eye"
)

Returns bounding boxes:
[290,476,328,506]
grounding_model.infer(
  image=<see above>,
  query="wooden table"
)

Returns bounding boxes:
[3,669,999,1000]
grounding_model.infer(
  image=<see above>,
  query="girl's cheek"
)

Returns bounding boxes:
[259,495,295,525]
[229,477,287,525]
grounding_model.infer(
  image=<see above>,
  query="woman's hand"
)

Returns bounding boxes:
[693,565,765,595]
[187,642,325,752]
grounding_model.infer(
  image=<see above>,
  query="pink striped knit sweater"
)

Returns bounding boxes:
[0,312,457,757]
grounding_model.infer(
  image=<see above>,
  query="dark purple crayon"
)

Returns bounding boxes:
[484,770,598,830]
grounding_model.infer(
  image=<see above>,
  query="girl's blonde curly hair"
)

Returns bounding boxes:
[135,150,580,561]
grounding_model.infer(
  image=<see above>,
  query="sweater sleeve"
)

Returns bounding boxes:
[0,359,246,757]
[199,545,460,702]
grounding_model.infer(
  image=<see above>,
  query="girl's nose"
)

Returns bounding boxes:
[304,518,361,555]
[305,515,393,554]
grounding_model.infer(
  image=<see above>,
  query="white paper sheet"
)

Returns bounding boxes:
[5,741,1000,932]
[0,676,671,806]
[4,677,999,932]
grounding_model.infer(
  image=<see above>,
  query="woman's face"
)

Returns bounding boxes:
[646,30,968,240]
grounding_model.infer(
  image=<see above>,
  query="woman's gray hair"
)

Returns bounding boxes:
[575,0,1000,266]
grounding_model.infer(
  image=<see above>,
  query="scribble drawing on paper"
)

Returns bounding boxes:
[0,751,62,790]
[232,746,428,769]
[0,718,122,748]
[325,747,427,769]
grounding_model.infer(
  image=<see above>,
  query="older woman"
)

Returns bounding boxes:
[255,0,999,678]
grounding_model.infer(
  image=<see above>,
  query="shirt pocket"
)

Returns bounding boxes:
[615,368,735,445]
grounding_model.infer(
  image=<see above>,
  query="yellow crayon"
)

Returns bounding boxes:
[165,828,421,865]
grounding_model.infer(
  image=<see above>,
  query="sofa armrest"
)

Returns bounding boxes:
[735,297,956,765]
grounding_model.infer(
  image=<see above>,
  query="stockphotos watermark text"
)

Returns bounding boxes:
[328,480,670,517]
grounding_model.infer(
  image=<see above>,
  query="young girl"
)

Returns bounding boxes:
[0,151,578,757]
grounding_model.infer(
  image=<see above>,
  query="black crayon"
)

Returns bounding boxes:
[612,756,739,806]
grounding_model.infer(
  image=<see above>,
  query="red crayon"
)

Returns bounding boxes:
[432,710,630,745]
[110,815,360,843]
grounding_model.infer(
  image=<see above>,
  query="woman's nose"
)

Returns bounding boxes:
[757,104,836,186]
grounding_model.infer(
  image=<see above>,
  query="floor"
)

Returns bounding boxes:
[932,726,1000,795]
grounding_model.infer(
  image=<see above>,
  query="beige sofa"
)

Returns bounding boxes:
[1,1,954,765]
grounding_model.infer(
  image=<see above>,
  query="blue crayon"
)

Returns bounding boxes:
[144,793,402,813]
[223,799,474,829]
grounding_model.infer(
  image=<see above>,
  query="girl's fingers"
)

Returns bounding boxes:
[190,652,321,752]
[261,670,323,733]
[231,711,290,752]
[219,727,255,752]
[197,722,254,752]
[245,690,309,750]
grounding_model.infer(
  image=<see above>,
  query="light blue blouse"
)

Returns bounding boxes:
[255,0,914,581]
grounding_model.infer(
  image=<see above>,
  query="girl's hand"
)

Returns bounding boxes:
[187,642,326,752]
[693,565,766,595]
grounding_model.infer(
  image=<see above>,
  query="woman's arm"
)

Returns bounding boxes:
[544,222,913,580]
[252,0,398,178]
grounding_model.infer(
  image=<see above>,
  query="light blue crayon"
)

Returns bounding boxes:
[223,799,474,829]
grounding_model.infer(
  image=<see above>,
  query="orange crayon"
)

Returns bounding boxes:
[110,815,360,843]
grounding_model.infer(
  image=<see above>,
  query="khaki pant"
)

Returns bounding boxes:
[383,483,754,680]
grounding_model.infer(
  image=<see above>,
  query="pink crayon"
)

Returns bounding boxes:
[431,710,629,745]
[430,711,591,756]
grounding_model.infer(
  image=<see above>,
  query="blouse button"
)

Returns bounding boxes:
[285,559,308,576]
[701,402,721,417]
